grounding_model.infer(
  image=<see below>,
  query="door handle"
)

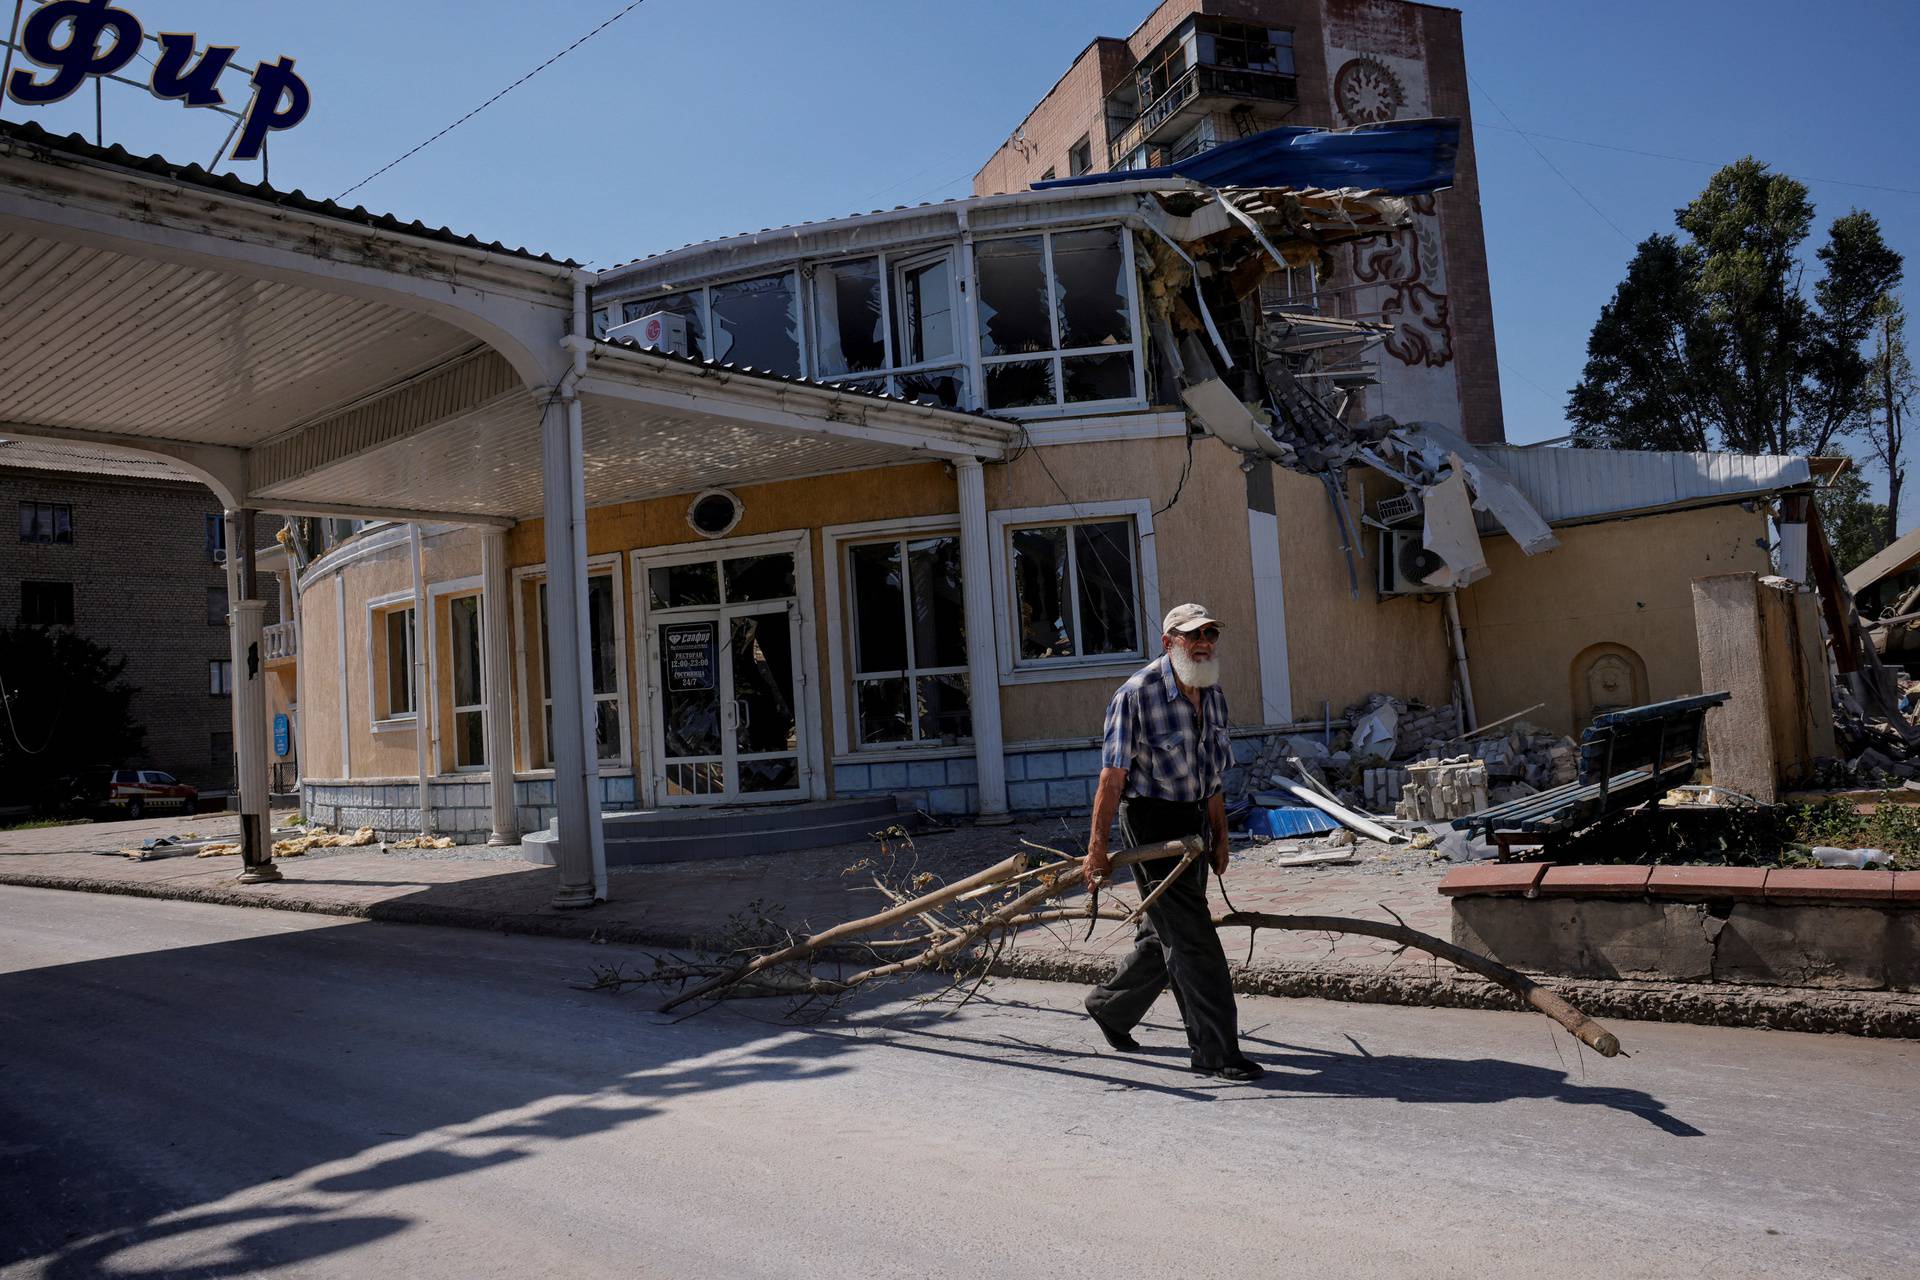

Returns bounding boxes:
[735,698,751,731]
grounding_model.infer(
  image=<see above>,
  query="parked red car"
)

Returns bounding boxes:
[107,769,198,820]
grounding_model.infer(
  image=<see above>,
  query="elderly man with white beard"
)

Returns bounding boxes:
[1080,603,1263,1081]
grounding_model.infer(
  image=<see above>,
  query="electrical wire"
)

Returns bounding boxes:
[335,0,649,201]
[1469,72,1633,245]
[0,668,53,754]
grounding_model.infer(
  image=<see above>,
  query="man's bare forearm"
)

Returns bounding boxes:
[1087,767,1127,856]
[1207,790,1229,871]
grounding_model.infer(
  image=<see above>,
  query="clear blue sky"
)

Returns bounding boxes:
[9,1,1919,505]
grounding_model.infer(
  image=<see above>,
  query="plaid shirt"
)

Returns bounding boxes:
[1100,654,1232,803]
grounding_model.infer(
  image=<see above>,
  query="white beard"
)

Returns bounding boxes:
[1169,648,1220,689]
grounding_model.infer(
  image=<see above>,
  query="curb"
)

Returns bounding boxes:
[6,870,1916,1039]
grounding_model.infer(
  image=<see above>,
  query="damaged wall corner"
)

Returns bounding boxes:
[1692,572,1837,804]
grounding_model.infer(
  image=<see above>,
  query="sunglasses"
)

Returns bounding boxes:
[1179,626,1221,642]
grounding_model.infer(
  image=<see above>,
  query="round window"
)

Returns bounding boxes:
[687,489,743,539]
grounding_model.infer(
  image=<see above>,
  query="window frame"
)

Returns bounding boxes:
[799,247,970,408]
[365,592,418,729]
[1068,135,1093,176]
[986,499,1161,685]
[18,501,72,545]
[19,579,74,626]
[973,226,1146,418]
[617,265,809,377]
[209,658,233,697]
[512,556,631,775]
[428,580,489,775]
[841,531,972,751]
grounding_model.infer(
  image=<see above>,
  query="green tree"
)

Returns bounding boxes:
[1569,159,1904,459]
[1863,299,1916,545]
[1816,463,1889,575]
[0,625,146,812]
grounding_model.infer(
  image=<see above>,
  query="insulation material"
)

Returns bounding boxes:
[1181,378,1276,457]
[1419,461,1489,587]
[1401,422,1558,556]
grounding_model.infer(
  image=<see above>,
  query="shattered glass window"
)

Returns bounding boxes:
[985,359,1055,410]
[812,257,885,376]
[537,572,624,766]
[975,236,1051,356]
[1062,351,1135,403]
[709,271,802,375]
[894,368,967,409]
[846,535,970,746]
[896,253,957,366]
[624,291,705,356]
[1052,227,1131,349]
[1010,519,1141,664]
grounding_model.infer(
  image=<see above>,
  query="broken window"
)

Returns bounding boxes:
[812,257,886,377]
[1069,136,1093,176]
[808,249,967,409]
[623,290,706,357]
[977,226,1139,412]
[1009,518,1141,663]
[449,595,486,770]
[1194,19,1294,75]
[847,535,969,746]
[709,271,802,376]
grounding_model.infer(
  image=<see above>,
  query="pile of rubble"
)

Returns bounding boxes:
[1228,693,1579,821]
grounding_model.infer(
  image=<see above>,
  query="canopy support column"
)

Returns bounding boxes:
[955,458,1009,821]
[482,527,520,846]
[540,390,606,906]
[226,509,280,883]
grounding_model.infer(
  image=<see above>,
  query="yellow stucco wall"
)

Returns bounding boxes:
[1454,503,1772,736]
[1268,467,1454,721]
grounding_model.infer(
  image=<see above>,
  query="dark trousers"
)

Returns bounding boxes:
[1084,795,1241,1068]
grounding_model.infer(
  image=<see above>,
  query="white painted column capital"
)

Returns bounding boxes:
[481,527,519,846]
[955,457,1009,819]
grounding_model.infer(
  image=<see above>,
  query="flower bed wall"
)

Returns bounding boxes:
[1441,865,1920,992]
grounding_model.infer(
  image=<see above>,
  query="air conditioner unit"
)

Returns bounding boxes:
[1377,529,1447,596]
[213,547,228,567]
[606,310,690,357]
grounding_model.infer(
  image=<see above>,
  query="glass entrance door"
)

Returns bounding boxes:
[655,601,805,803]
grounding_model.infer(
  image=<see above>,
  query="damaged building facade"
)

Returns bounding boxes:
[279,136,1811,845]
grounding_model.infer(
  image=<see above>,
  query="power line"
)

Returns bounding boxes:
[335,0,648,202]
[1474,121,1920,200]
[1469,72,1633,245]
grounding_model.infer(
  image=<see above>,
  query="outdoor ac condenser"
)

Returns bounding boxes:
[1377,528,1446,596]
[606,310,690,357]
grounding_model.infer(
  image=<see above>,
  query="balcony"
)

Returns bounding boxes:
[264,621,297,663]
[1105,66,1297,169]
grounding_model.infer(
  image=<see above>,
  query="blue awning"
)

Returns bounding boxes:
[1034,119,1459,197]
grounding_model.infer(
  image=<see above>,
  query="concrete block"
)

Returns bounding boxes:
[1024,752,1066,780]
[466,783,489,808]
[528,780,554,804]
[1889,913,1920,992]
[928,786,973,816]
[1232,736,1263,764]
[1004,753,1027,782]
[907,761,948,788]
[1008,781,1049,811]
[945,756,977,785]
[1450,897,1716,981]
[1715,904,1891,989]
[1046,779,1089,810]
[1063,748,1103,777]
[604,775,637,805]
[869,762,910,790]
[834,763,870,792]
[893,789,929,813]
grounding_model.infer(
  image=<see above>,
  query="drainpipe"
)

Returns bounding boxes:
[410,523,433,837]
[1444,591,1478,732]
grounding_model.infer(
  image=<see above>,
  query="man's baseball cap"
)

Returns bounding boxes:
[1162,603,1222,635]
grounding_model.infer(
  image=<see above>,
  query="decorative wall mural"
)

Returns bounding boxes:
[1333,55,1406,126]
[1352,195,1454,368]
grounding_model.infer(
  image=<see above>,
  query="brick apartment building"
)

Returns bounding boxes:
[973,0,1505,444]
[2,440,279,792]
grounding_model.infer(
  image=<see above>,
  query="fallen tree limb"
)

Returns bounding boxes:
[640,834,1624,1058]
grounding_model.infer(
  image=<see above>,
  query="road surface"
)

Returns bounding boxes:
[0,885,1913,1278]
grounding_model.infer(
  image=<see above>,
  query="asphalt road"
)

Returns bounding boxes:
[1,886,1914,1279]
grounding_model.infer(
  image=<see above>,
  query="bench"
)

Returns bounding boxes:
[1451,691,1731,858]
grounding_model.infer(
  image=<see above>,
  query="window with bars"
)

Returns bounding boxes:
[1007,517,1143,665]
[975,226,1141,412]
[18,501,71,544]
[845,534,971,746]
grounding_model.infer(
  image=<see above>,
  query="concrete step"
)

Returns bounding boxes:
[519,797,903,867]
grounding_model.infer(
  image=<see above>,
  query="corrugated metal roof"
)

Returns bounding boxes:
[0,119,575,268]
[1480,445,1811,525]
[1845,525,1920,594]
[0,438,197,483]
